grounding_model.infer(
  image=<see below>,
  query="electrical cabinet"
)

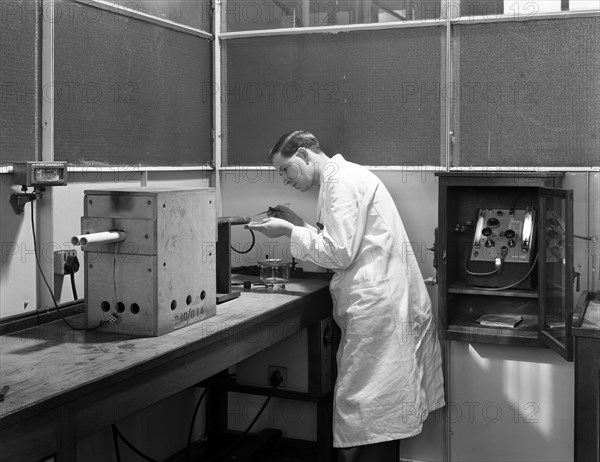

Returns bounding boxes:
[437,172,575,360]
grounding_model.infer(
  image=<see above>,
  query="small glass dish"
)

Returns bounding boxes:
[258,259,291,292]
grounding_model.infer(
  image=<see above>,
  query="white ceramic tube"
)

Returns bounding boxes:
[72,231,126,248]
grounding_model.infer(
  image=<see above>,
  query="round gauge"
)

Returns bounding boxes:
[487,217,500,228]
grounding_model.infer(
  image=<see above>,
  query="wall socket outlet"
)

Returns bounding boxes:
[268,366,287,388]
[54,250,77,275]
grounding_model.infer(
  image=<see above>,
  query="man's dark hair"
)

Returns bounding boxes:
[268,130,322,162]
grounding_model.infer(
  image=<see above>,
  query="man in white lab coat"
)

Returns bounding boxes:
[247,131,445,462]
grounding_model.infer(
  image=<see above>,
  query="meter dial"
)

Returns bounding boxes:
[487,217,500,228]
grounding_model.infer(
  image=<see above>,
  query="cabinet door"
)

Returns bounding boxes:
[539,188,574,361]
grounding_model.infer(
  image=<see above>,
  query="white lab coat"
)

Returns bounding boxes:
[290,154,445,447]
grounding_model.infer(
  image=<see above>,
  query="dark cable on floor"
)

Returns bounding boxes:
[201,382,280,462]
[112,424,160,462]
[187,388,208,462]
[29,202,107,331]
[112,423,122,462]
[111,389,208,462]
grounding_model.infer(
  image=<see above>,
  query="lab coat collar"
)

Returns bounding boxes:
[318,153,345,185]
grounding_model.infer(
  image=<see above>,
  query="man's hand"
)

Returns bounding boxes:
[267,205,306,227]
[246,217,294,238]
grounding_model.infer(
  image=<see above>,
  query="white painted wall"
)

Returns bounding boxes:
[1,169,596,461]
[0,170,212,319]
[221,169,597,462]
[1,175,38,315]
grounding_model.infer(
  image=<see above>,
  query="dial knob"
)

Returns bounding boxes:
[487,217,500,228]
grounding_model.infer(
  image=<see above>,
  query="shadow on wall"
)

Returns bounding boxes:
[1,175,38,314]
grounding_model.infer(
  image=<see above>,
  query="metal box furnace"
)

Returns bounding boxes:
[80,187,216,336]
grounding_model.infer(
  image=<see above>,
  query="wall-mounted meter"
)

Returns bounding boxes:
[9,161,68,215]
[12,161,68,187]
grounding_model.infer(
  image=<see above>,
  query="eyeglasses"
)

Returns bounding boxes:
[277,152,302,184]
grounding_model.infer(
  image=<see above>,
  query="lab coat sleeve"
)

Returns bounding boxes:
[290,180,369,270]
[303,223,318,234]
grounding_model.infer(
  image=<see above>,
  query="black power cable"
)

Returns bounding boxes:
[201,381,281,462]
[230,228,256,255]
[112,422,122,462]
[69,272,78,300]
[471,253,539,291]
[29,201,107,331]
[111,424,160,462]
[64,253,80,300]
[110,389,209,462]
[187,388,208,462]
[110,381,276,462]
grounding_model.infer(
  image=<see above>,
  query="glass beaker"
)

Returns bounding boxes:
[258,259,291,292]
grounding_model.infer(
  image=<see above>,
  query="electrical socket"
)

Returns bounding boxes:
[268,366,287,388]
[54,250,77,275]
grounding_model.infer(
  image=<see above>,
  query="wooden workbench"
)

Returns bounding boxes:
[0,279,332,462]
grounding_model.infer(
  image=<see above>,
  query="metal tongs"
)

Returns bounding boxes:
[250,203,290,219]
